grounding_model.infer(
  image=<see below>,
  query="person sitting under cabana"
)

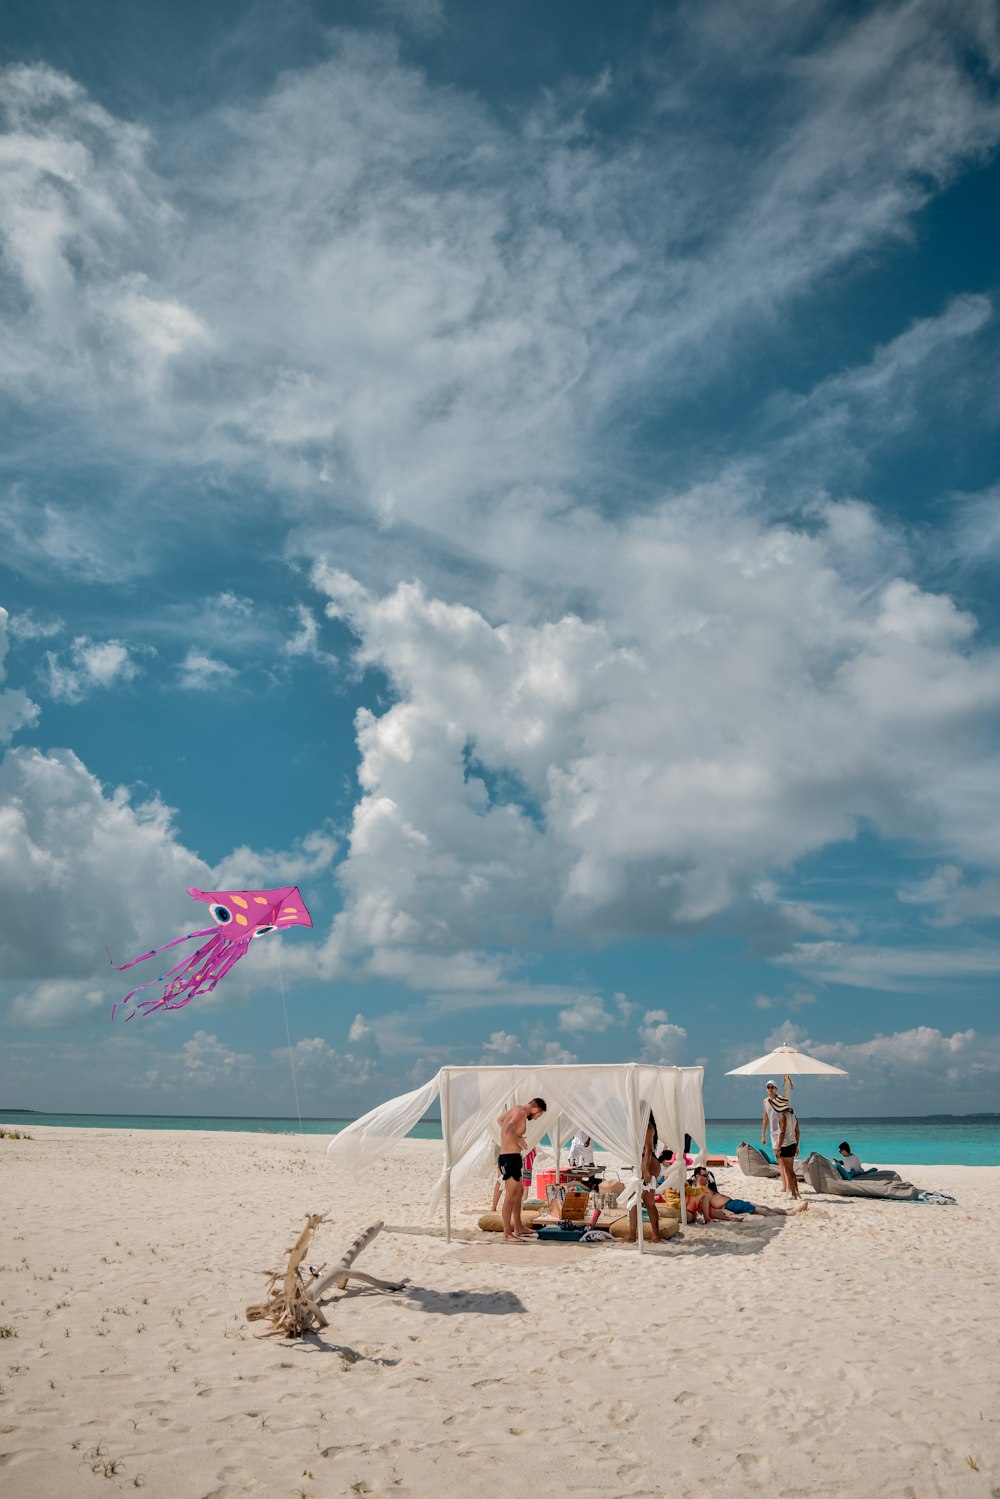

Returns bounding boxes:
[568,1129,595,1167]
[626,1113,663,1243]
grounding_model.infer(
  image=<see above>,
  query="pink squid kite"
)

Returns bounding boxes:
[110,886,312,1020]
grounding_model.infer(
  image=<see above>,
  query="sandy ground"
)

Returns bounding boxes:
[1,1126,998,1499]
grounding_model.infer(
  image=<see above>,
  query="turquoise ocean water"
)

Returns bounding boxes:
[2,1110,998,1165]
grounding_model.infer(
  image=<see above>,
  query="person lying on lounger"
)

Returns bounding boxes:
[688,1167,809,1218]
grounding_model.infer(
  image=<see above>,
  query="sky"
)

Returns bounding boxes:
[2,0,1000,1121]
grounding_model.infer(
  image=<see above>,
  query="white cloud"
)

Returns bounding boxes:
[897,864,1000,927]
[182,1029,255,1085]
[480,1029,520,1062]
[284,603,337,666]
[536,1040,578,1065]
[279,1033,377,1089]
[741,1025,1000,1112]
[778,941,1000,991]
[40,634,143,703]
[0,745,211,1023]
[313,521,1000,988]
[6,609,63,641]
[638,1009,687,1064]
[0,8,997,588]
[558,996,616,1034]
[0,745,326,1026]
[754,989,817,1012]
[210,826,338,893]
[177,647,237,691]
[762,295,994,487]
[0,606,40,744]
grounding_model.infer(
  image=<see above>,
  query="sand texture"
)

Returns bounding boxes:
[1,1127,998,1498]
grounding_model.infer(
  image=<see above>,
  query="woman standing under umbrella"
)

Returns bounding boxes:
[761,1080,801,1201]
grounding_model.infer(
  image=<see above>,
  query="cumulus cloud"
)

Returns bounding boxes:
[3,9,1000,1057]
[638,1010,688,1064]
[279,1033,378,1090]
[210,827,338,894]
[480,1029,520,1062]
[0,746,325,1025]
[182,1029,255,1086]
[558,996,616,1034]
[754,1025,1000,1112]
[312,510,1000,992]
[40,634,143,702]
[0,746,209,1022]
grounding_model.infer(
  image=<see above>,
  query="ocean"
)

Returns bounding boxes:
[2,1110,998,1165]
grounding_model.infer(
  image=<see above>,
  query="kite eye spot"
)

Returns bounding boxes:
[252,924,276,939]
[210,903,232,925]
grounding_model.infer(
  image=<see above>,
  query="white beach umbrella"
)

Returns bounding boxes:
[726,1043,848,1100]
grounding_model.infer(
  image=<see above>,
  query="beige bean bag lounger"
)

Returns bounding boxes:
[737,1143,804,1181]
[804,1154,920,1200]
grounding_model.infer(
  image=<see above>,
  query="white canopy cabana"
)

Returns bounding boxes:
[326,1063,707,1254]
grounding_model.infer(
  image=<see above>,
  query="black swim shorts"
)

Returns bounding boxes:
[498,1152,523,1182]
[778,1145,798,1159]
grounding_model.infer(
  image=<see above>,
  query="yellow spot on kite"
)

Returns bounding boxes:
[235,913,248,926]
[232,896,249,909]
[282,907,298,914]
[253,896,268,904]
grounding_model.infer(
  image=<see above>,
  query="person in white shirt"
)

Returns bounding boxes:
[568,1131,595,1167]
[837,1141,874,1177]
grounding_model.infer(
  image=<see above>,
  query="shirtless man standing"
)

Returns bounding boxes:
[496,1097,547,1242]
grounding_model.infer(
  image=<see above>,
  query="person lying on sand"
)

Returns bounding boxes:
[689,1166,809,1219]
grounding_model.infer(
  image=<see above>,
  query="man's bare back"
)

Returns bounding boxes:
[498,1105,530,1154]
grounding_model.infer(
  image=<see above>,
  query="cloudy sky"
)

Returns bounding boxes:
[2,0,999,1119]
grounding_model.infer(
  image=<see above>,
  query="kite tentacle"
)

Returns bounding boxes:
[110,933,225,1020]
[108,928,216,974]
[134,935,250,1016]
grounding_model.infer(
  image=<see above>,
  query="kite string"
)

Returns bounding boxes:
[278,945,303,1135]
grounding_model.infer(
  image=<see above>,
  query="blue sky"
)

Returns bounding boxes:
[2,0,1000,1120]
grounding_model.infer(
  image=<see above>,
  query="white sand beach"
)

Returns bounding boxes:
[1,1127,998,1499]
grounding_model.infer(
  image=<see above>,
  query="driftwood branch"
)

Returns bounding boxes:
[245,1216,404,1338]
[311,1221,405,1299]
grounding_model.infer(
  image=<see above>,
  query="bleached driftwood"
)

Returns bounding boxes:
[310,1221,405,1299]
[245,1216,404,1338]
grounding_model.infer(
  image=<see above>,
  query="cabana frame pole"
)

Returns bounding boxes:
[628,1064,643,1256]
[553,1111,561,1195]
[441,1067,453,1244]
